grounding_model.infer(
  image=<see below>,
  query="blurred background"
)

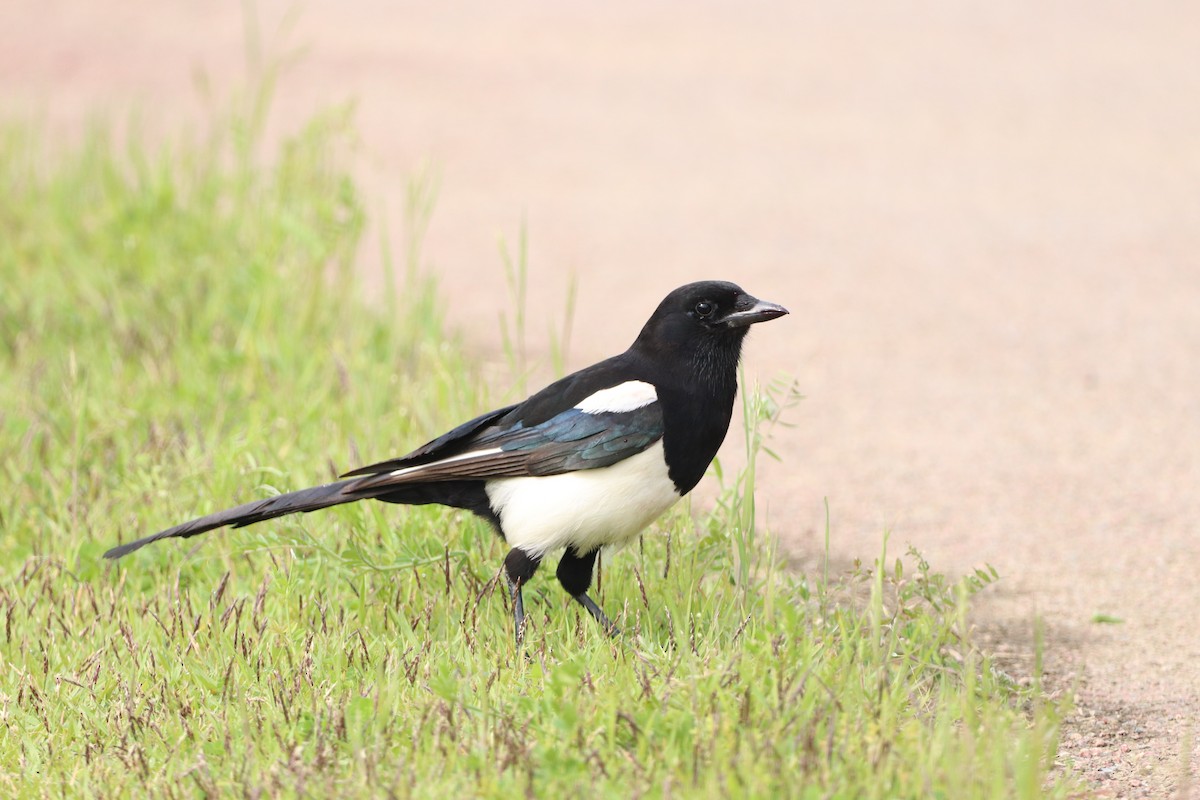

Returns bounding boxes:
[4,1,1199,793]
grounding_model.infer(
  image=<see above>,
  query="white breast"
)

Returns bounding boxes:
[484,440,680,557]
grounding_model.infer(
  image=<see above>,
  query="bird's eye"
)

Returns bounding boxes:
[694,301,715,318]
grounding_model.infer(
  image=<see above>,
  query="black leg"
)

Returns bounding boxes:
[503,549,541,647]
[556,548,621,637]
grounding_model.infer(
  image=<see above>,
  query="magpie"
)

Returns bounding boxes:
[104,280,787,643]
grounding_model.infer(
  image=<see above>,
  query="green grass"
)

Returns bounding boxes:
[0,98,1080,798]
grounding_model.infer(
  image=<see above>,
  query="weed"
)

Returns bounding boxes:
[0,90,1078,799]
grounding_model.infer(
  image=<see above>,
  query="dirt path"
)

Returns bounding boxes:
[7,2,1199,795]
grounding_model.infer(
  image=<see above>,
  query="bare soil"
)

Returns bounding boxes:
[7,2,1198,796]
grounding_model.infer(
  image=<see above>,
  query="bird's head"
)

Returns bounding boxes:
[633,280,788,361]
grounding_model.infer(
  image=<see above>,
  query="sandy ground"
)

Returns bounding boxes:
[5,2,1199,796]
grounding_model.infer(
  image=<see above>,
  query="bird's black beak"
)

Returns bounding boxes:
[723,295,789,328]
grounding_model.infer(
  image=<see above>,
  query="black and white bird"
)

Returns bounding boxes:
[105,280,787,643]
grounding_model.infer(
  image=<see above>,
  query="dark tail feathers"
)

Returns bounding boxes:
[104,478,370,560]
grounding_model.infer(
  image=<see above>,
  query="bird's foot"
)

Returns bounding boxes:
[574,592,621,637]
[510,579,528,649]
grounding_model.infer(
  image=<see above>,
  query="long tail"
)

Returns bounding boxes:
[104,478,373,560]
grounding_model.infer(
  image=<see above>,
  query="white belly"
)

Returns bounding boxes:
[484,441,681,558]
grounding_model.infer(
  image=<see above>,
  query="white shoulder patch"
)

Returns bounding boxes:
[574,380,658,414]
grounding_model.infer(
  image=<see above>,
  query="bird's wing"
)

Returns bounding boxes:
[480,401,665,475]
[346,399,664,491]
[340,403,519,477]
